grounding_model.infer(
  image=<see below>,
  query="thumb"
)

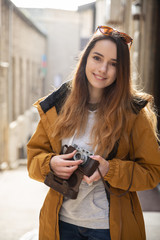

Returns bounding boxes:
[60,150,77,160]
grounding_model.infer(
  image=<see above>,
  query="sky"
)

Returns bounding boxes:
[11,0,96,11]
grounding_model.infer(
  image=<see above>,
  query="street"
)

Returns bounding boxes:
[0,165,160,240]
[0,164,48,240]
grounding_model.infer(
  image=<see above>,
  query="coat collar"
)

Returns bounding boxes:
[39,81,71,114]
[131,97,148,114]
[39,81,148,115]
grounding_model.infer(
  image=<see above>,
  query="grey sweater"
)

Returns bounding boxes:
[60,111,109,229]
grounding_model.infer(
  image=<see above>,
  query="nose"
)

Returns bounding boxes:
[99,63,108,74]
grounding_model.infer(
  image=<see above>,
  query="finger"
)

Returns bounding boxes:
[60,159,83,167]
[60,150,77,160]
[90,155,102,162]
[83,175,90,183]
[83,170,100,184]
[55,172,72,179]
[86,174,97,183]
[55,165,79,179]
[54,164,79,176]
[62,165,79,173]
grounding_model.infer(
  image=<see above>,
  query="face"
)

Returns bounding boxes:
[85,39,117,101]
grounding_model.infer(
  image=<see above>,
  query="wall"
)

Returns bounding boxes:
[95,0,160,95]
[22,8,80,93]
[78,3,96,50]
[0,0,47,169]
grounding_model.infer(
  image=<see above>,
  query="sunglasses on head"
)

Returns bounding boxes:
[96,26,133,49]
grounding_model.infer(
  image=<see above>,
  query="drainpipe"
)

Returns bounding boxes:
[0,0,2,62]
[0,0,1,41]
[131,0,142,86]
[8,2,13,123]
[7,2,13,169]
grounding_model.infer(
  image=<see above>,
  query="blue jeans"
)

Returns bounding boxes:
[59,220,111,240]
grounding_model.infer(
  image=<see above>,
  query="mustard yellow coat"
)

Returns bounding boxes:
[27,83,160,240]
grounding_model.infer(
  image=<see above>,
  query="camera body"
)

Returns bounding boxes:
[44,144,99,199]
[65,144,99,177]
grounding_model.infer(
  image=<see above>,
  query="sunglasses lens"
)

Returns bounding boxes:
[122,34,131,44]
[99,26,112,35]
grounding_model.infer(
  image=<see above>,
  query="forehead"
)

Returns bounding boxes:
[90,39,117,58]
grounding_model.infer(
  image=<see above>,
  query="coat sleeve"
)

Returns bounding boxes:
[27,120,56,182]
[104,111,160,191]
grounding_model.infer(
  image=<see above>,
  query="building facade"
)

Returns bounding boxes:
[95,0,160,130]
[0,0,47,169]
[22,8,80,93]
[94,0,160,211]
[78,3,96,50]
[0,0,159,170]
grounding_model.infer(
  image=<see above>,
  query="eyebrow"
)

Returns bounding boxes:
[111,58,117,62]
[93,52,104,57]
[93,52,117,62]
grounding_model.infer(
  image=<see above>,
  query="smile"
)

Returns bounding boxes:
[93,73,106,81]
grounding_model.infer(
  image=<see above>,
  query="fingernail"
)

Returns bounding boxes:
[88,182,93,186]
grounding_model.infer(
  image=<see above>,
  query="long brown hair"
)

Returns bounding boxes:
[52,33,158,157]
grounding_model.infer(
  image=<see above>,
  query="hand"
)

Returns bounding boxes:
[50,150,83,179]
[83,155,109,184]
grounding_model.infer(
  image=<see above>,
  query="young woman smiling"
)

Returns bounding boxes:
[27,26,160,240]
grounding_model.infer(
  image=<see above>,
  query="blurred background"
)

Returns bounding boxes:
[0,0,159,239]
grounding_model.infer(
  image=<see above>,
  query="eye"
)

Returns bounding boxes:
[93,55,101,61]
[110,62,117,67]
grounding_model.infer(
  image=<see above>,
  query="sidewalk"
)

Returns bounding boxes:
[0,165,48,240]
[0,165,160,240]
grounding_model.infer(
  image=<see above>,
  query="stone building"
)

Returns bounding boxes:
[1,0,159,170]
[75,0,160,131]
[21,8,80,93]
[94,0,160,211]
[0,1,89,170]
[78,2,96,50]
[87,0,160,130]
[0,0,47,169]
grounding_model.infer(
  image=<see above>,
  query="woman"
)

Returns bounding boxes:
[27,26,160,240]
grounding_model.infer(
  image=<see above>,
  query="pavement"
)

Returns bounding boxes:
[0,164,48,240]
[0,164,160,240]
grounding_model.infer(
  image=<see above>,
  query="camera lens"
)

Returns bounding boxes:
[73,151,88,165]
[74,152,82,160]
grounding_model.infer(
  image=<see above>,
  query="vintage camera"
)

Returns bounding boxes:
[66,144,99,177]
[44,144,99,199]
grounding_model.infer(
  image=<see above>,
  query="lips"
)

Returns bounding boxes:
[93,73,107,81]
